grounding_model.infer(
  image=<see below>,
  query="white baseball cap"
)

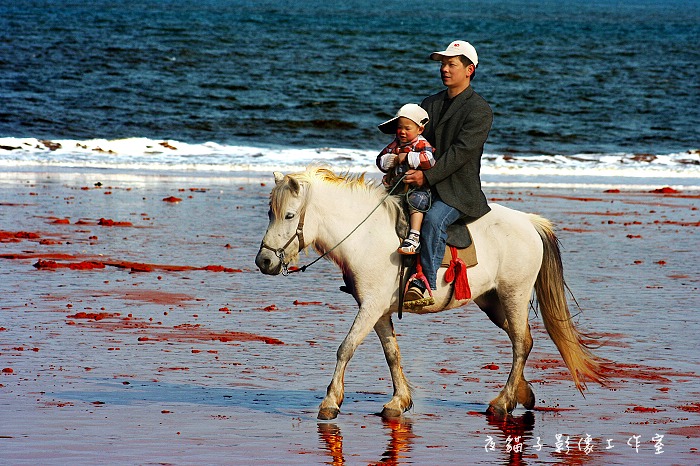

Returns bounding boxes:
[378,104,430,134]
[430,40,478,66]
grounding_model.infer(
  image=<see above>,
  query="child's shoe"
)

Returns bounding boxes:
[398,231,420,255]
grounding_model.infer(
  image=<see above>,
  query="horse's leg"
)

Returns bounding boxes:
[374,314,412,418]
[474,289,505,329]
[475,289,535,414]
[318,305,383,420]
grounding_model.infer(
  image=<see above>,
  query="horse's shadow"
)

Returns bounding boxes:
[51,378,407,417]
[50,378,321,415]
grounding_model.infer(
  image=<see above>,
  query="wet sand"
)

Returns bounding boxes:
[1,168,699,465]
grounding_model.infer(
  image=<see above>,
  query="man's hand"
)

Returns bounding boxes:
[403,169,427,188]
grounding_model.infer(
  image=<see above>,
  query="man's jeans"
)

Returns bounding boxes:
[419,198,461,290]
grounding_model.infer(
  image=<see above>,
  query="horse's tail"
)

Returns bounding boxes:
[529,214,605,394]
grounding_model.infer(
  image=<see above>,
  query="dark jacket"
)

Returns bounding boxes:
[420,86,492,218]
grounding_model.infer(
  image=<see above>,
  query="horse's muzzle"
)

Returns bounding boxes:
[255,248,282,275]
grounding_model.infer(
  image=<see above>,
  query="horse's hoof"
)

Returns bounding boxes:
[518,383,536,410]
[318,407,339,420]
[380,407,403,419]
[486,403,509,417]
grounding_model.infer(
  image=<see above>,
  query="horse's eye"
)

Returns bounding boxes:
[285,212,295,220]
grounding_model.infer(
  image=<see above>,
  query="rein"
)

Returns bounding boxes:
[264,175,407,276]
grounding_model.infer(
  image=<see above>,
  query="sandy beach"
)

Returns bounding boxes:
[1,168,698,464]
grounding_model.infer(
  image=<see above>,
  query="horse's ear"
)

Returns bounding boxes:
[273,172,284,185]
[288,176,300,194]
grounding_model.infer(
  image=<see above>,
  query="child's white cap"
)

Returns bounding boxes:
[430,40,478,66]
[378,104,429,134]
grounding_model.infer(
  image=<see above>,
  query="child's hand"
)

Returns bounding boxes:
[383,154,398,169]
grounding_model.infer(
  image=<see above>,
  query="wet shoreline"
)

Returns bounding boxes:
[1,168,698,464]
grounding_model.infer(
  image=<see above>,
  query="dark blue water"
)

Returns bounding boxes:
[1,0,698,156]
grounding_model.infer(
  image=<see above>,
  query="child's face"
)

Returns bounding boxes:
[395,117,423,144]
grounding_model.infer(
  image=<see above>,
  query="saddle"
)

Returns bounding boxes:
[394,203,478,317]
[394,201,478,269]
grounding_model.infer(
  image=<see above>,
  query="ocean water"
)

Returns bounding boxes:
[1,0,698,183]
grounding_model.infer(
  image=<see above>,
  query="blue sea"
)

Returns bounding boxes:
[1,0,698,186]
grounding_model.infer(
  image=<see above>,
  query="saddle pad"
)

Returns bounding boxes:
[441,232,477,268]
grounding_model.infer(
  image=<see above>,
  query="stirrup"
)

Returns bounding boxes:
[403,277,434,308]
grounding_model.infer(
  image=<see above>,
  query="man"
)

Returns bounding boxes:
[403,40,493,306]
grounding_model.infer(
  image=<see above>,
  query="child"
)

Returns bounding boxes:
[376,103,436,255]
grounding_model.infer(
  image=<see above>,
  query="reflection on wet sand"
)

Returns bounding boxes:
[486,411,605,465]
[485,411,535,466]
[376,418,416,465]
[318,422,344,465]
[318,417,415,465]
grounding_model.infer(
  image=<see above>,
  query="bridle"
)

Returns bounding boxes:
[259,210,306,276]
[259,173,408,277]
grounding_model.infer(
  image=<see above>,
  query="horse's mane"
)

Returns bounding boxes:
[270,166,405,232]
[301,166,376,190]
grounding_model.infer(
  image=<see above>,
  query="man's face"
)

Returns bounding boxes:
[440,56,472,89]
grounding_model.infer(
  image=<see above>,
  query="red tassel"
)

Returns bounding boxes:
[445,246,471,300]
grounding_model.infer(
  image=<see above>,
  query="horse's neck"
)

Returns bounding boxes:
[309,184,398,267]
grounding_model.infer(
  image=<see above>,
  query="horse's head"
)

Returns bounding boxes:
[255,171,309,275]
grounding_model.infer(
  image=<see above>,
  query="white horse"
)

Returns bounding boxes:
[255,166,604,420]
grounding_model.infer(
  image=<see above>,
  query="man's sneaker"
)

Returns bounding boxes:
[404,279,434,308]
[397,234,420,255]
